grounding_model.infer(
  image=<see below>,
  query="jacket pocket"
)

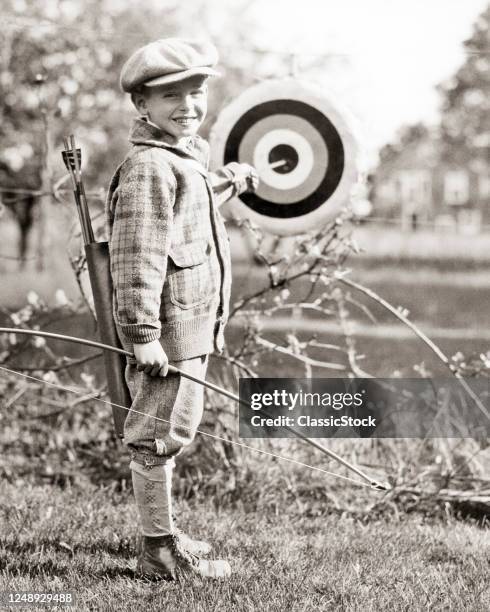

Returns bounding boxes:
[168,240,214,309]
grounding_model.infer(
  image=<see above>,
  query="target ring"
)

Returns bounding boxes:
[253,128,314,191]
[210,78,359,235]
[237,112,329,204]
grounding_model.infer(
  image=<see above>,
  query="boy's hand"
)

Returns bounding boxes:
[133,340,169,377]
[226,162,259,194]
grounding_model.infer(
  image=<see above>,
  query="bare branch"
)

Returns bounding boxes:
[7,352,102,372]
[255,336,346,371]
[337,274,490,419]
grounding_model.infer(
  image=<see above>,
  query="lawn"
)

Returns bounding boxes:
[230,262,490,332]
[1,482,488,612]
[1,223,490,611]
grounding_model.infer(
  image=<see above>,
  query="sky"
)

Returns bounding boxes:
[245,0,489,165]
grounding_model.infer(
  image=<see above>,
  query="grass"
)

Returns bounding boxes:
[225,327,489,378]
[1,365,489,610]
[2,216,490,310]
[350,225,490,265]
[231,262,490,331]
[6,256,486,381]
[1,481,489,612]
[2,222,490,610]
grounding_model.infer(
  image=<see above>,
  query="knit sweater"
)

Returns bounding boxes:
[105,117,232,360]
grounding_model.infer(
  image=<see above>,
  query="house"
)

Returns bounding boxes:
[372,129,490,233]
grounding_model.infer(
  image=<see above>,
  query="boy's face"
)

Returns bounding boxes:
[134,75,208,141]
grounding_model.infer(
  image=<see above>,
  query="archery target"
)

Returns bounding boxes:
[210,78,359,235]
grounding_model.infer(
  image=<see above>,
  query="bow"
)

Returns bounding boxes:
[0,326,389,491]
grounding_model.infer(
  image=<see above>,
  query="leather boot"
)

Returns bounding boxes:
[173,527,212,556]
[171,514,212,556]
[137,534,231,581]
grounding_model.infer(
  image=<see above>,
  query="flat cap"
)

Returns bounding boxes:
[120,38,220,92]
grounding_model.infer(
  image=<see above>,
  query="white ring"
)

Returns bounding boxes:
[253,129,314,191]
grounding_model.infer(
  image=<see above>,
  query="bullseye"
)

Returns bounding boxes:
[268,145,298,174]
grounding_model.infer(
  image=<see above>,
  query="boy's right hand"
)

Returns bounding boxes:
[133,340,169,377]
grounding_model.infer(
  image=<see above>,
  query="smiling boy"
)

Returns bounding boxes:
[106,39,258,581]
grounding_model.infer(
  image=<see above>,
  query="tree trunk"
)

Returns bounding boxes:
[36,107,54,272]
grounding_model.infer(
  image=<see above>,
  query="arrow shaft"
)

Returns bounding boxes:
[269,159,287,169]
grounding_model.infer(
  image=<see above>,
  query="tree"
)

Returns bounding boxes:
[378,122,431,165]
[438,4,490,164]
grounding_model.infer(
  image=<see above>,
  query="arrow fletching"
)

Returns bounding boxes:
[61,136,94,244]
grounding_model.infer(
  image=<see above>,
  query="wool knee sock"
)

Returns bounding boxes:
[130,458,175,537]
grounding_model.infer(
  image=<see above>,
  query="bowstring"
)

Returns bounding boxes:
[0,364,374,489]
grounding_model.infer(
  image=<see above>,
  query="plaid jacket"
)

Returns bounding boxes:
[106,117,231,360]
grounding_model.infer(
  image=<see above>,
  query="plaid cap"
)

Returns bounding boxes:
[120,38,220,92]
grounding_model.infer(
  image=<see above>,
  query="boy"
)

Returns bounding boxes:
[106,38,258,580]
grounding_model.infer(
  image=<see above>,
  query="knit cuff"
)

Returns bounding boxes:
[219,166,235,182]
[119,323,161,344]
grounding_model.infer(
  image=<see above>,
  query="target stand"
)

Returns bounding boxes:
[210,78,359,235]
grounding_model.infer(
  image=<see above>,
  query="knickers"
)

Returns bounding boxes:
[123,354,208,462]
